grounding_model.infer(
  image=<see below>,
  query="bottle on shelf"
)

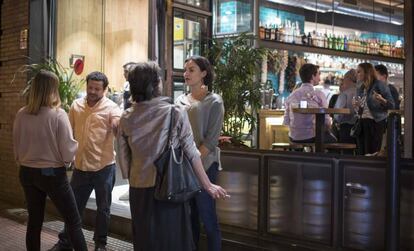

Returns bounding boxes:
[302,33,307,45]
[312,30,318,47]
[307,32,312,46]
[265,24,271,40]
[270,25,276,41]
[275,26,280,41]
[323,32,328,48]
[259,22,265,40]
[343,35,348,51]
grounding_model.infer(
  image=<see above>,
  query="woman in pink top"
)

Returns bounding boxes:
[13,70,87,251]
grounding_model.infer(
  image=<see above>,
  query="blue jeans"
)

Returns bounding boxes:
[190,162,221,251]
[19,166,87,251]
[58,164,116,248]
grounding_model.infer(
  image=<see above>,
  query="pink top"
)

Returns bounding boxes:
[69,97,121,172]
[283,83,331,141]
[13,107,78,168]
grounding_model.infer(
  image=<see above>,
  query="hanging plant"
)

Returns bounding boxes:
[278,50,289,95]
[285,55,297,92]
[267,49,284,74]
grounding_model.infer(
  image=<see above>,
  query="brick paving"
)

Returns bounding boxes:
[0,202,133,251]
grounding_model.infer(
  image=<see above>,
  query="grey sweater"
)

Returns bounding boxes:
[334,86,357,125]
[176,93,224,171]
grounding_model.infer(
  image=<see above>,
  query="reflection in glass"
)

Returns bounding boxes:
[173,16,201,69]
[213,0,252,35]
[173,81,188,101]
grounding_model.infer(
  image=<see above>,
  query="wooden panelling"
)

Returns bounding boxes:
[258,109,289,149]
[104,0,148,90]
[56,0,103,80]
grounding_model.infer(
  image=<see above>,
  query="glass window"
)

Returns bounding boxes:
[173,11,208,70]
[213,0,253,35]
[173,80,188,101]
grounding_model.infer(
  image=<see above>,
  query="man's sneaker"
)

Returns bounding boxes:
[119,191,129,200]
[47,243,73,251]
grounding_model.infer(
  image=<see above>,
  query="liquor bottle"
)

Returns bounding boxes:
[332,34,338,50]
[259,22,265,39]
[323,32,328,48]
[302,33,307,45]
[343,35,348,51]
[265,25,271,40]
[338,35,344,50]
[307,32,312,46]
[275,26,279,41]
[294,21,301,44]
[327,34,333,49]
[270,25,276,40]
[284,20,291,43]
[279,24,285,42]
[312,30,318,47]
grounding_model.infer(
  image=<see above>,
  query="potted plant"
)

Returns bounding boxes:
[208,33,267,148]
[15,58,84,112]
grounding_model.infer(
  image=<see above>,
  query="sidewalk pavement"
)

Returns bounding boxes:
[0,200,133,251]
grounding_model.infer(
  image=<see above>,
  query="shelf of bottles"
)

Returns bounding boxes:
[258,22,404,60]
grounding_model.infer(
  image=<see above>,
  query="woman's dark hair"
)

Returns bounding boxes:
[184,56,214,91]
[86,71,109,89]
[128,61,162,103]
[299,63,319,83]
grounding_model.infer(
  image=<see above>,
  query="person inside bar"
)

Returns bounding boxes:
[283,63,337,144]
[334,69,358,145]
[353,63,395,155]
[374,64,400,110]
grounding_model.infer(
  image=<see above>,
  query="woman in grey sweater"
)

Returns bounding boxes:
[176,56,224,251]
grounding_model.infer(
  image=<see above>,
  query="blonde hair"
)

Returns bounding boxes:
[26,70,61,115]
[358,63,376,89]
[343,69,357,83]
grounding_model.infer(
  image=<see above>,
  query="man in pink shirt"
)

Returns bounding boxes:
[283,63,336,143]
[50,72,121,251]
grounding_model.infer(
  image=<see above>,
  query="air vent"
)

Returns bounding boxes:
[343,0,358,5]
[382,7,394,15]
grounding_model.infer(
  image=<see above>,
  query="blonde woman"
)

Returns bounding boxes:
[353,63,395,155]
[13,70,87,251]
[334,69,358,144]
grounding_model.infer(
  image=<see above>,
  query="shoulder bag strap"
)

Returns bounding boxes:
[166,106,175,148]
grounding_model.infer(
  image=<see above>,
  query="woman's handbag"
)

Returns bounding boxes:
[154,106,202,203]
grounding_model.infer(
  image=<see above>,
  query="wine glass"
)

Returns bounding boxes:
[352,96,362,113]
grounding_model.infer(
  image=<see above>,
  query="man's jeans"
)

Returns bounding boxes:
[58,164,116,248]
[190,162,222,251]
[19,166,87,251]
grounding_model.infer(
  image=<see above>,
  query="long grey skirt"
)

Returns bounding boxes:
[129,186,194,251]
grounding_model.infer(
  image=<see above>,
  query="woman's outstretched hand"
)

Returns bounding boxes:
[206,184,229,200]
